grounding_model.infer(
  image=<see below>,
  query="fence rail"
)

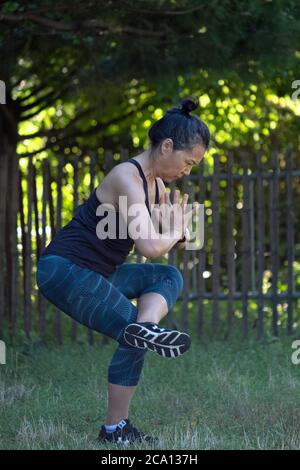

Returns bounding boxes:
[0,148,299,343]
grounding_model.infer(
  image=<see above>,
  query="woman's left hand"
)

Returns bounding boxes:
[174,227,191,250]
[175,241,186,250]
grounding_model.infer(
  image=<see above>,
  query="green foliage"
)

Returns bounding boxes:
[0,0,299,161]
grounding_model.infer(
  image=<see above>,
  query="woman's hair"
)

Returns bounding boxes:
[148,96,210,155]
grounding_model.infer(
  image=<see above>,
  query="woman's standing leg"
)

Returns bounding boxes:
[105,262,183,425]
[37,256,184,430]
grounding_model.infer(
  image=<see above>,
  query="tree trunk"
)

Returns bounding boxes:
[0,93,20,338]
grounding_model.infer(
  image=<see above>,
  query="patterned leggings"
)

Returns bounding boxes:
[36,255,183,386]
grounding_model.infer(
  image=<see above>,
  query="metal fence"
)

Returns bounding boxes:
[1,148,299,344]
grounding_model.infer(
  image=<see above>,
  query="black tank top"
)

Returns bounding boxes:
[42,159,160,278]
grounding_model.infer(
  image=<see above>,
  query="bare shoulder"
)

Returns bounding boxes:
[110,161,141,189]
[96,161,140,208]
[113,160,138,176]
[113,168,166,203]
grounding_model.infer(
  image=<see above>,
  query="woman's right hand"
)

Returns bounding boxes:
[172,189,199,237]
[152,189,198,238]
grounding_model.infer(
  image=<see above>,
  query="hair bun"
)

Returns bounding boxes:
[180,96,199,115]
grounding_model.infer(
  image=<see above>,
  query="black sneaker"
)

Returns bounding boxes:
[123,322,191,358]
[97,419,158,445]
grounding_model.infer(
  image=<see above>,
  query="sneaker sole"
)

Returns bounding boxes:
[123,323,191,358]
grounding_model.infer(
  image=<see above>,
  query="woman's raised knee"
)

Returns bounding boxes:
[157,264,184,298]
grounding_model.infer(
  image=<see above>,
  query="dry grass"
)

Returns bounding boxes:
[0,335,299,450]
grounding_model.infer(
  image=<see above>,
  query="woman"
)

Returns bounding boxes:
[36,96,210,445]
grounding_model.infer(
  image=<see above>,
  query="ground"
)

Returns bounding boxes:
[0,334,299,450]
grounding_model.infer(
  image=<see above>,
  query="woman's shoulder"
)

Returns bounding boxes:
[114,162,167,204]
[109,160,142,186]
[95,161,140,208]
[96,160,166,207]
[113,159,139,174]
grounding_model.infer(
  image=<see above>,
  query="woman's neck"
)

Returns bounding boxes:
[133,149,158,182]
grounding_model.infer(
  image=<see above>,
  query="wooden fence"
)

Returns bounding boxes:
[1,148,299,344]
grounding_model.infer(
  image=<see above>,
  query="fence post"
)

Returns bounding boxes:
[211,153,220,335]
[23,159,34,338]
[286,150,294,335]
[87,152,96,345]
[53,157,64,345]
[241,157,251,338]
[0,149,8,337]
[8,152,20,340]
[38,159,49,343]
[226,152,235,338]
[256,152,265,339]
[70,155,79,342]
[269,152,279,336]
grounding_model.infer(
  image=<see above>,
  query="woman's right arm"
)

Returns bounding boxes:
[116,174,183,259]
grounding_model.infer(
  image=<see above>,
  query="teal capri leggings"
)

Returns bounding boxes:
[36,255,183,386]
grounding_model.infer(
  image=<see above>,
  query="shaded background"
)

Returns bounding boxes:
[0,0,300,344]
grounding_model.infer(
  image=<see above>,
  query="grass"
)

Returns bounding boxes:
[0,333,300,450]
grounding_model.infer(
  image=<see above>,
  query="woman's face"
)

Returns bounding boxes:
[159,139,206,182]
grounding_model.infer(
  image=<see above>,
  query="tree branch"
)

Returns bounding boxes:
[19,99,58,121]
[17,83,50,105]
[18,106,97,140]
[18,100,151,158]
[121,1,208,16]
[0,12,77,31]
[21,89,57,112]
[0,11,169,38]
[19,86,72,122]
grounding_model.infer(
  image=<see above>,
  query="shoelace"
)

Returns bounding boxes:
[120,421,147,439]
[149,323,166,333]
